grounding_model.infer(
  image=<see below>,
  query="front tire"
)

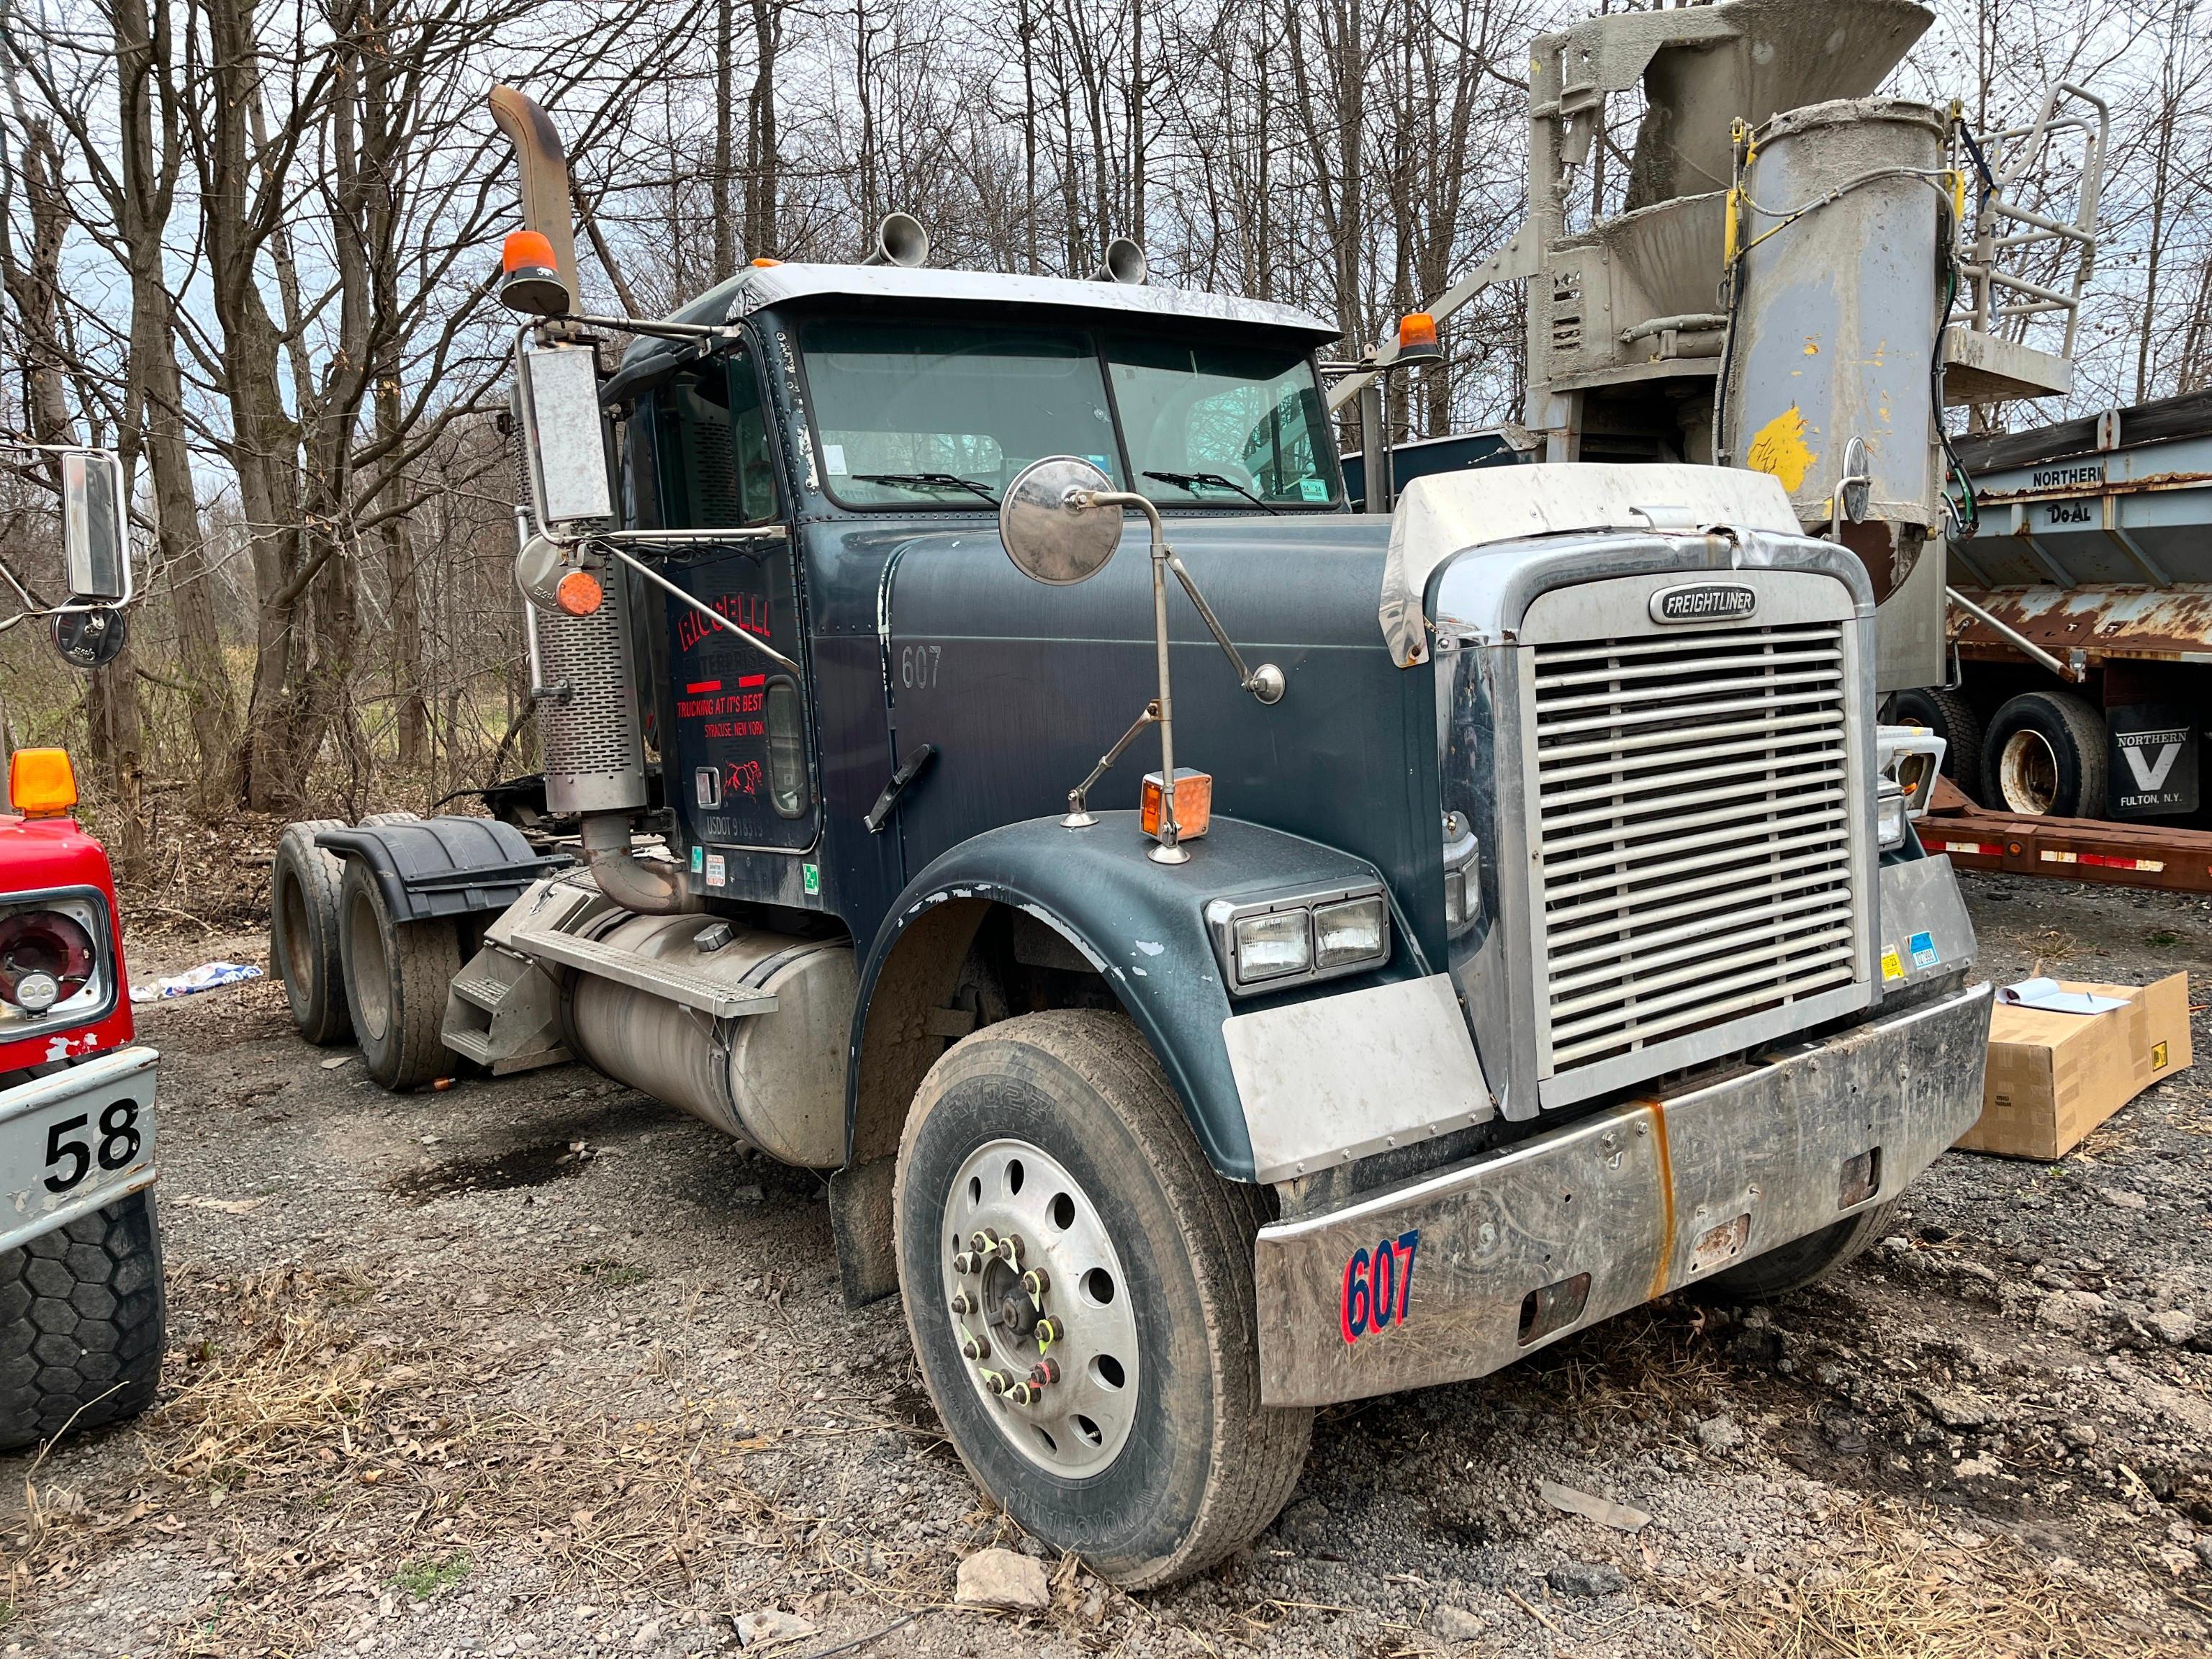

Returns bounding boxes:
[338,861,461,1090]
[0,1191,165,1451]
[893,1012,1311,1588]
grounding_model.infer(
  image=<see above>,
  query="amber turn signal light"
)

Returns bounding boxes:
[553,570,604,617]
[1141,769,1212,841]
[9,748,78,817]
[1396,311,1442,365]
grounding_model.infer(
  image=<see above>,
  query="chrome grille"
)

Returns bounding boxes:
[1530,620,1861,1072]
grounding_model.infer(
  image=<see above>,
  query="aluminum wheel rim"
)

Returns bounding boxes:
[937,1137,1140,1476]
[1998,728,2059,814]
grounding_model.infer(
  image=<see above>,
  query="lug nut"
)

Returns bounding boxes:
[952,1251,976,1275]
[1021,1268,1050,1298]
[1006,1381,1038,1406]
[1029,1359,1060,1388]
[949,1290,972,1315]
[981,1368,1009,1395]
[996,1234,1024,1266]
[960,1334,988,1360]
[1033,1317,1060,1345]
[970,1229,998,1253]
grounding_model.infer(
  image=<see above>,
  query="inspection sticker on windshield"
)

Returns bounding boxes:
[823,443,847,474]
[1908,931,1940,971]
[1300,479,1328,502]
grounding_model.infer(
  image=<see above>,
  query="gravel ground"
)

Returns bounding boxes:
[3,869,2208,1658]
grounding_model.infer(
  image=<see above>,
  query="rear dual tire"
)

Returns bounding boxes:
[1983,691,2108,818]
[894,1012,1311,1588]
[338,860,461,1091]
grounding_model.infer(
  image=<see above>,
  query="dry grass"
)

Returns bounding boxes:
[1,1265,954,1655]
[1675,1505,2197,1659]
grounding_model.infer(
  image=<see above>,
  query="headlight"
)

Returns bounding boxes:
[1876,779,1910,851]
[1314,895,1388,969]
[1232,910,1311,982]
[0,891,112,1032]
[1207,884,1392,997]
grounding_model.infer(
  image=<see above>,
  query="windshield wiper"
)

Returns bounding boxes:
[1142,469,1281,515]
[852,471,999,505]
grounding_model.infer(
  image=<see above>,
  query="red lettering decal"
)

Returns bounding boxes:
[686,679,722,695]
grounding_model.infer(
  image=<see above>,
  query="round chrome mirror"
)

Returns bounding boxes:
[999,456,1121,585]
[1840,435,1872,523]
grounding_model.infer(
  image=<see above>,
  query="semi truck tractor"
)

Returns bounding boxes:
[269,82,1990,1586]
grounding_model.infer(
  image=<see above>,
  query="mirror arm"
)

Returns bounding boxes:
[1164,552,1286,703]
[1073,489,1285,706]
[1062,701,1161,828]
[589,537,803,676]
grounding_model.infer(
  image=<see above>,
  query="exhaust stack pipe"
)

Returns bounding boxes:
[862,212,930,268]
[487,86,582,304]
[1095,237,1148,285]
[580,813,703,916]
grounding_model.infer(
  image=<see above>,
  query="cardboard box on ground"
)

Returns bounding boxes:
[1955,973,2194,1161]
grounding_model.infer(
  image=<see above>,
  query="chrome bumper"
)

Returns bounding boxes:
[1252,981,1990,1406]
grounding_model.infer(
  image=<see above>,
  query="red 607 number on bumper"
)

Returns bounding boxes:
[1340,1229,1419,1344]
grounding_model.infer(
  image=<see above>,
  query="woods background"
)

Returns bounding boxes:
[1,0,2208,871]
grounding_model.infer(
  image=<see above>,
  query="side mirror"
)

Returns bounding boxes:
[60,449,128,602]
[516,340,613,531]
[998,456,1121,584]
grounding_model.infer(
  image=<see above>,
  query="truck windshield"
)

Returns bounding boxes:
[1105,336,1341,509]
[797,316,1340,511]
[799,320,1125,507]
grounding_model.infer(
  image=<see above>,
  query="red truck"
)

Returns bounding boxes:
[0,446,163,1450]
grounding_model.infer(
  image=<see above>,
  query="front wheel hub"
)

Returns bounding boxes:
[940,1138,1140,1475]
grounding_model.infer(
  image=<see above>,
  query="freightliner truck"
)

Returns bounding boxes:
[268,85,1991,1586]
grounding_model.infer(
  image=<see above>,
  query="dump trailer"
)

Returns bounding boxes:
[271,76,1991,1588]
[1889,389,2212,892]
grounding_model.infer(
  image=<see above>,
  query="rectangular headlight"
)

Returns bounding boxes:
[1876,780,1909,851]
[1207,883,1393,997]
[1313,895,1388,969]
[1233,910,1311,983]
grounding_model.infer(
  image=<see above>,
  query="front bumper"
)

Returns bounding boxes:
[1253,981,1990,1406]
[0,1046,159,1255]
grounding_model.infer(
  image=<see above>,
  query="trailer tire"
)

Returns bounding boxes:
[1694,1201,1896,1302]
[1984,691,2108,818]
[0,1190,164,1452]
[1887,687,1983,803]
[894,1011,1312,1589]
[271,819,353,1045]
[338,859,461,1090]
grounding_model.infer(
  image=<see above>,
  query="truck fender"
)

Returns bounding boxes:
[831,815,1422,1303]
[314,817,567,926]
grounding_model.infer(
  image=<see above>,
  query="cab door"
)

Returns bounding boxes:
[641,345,821,901]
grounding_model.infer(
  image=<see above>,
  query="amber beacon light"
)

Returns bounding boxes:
[1396,312,1442,366]
[499,229,572,317]
[9,749,78,817]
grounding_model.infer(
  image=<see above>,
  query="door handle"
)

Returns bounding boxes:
[865,743,938,833]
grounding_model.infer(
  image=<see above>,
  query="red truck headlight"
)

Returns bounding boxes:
[0,891,112,1031]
